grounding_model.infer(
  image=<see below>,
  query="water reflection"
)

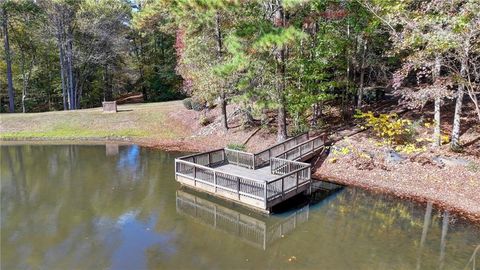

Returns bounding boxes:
[176,189,311,250]
[1,144,479,270]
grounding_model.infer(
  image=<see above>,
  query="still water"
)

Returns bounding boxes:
[1,144,479,270]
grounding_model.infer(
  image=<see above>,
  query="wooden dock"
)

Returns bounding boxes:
[174,133,325,213]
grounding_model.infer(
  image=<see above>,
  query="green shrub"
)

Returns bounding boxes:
[182,98,193,110]
[227,143,246,151]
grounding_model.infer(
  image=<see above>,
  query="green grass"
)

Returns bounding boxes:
[0,101,186,141]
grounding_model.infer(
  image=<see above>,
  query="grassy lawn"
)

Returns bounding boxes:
[0,101,188,141]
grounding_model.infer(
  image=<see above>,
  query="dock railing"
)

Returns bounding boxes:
[253,133,309,169]
[275,135,324,161]
[266,158,311,201]
[175,156,311,209]
[175,157,266,202]
[178,148,226,167]
[224,148,255,169]
[174,132,319,210]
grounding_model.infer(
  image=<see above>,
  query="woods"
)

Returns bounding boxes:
[1,0,479,149]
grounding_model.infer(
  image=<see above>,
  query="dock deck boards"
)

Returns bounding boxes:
[212,164,277,182]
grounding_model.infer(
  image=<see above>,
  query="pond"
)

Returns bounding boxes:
[1,144,479,270]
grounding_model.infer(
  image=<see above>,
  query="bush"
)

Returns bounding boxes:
[226,143,246,151]
[355,111,414,145]
[191,99,205,111]
[199,115,211,126]
[182,98,193,110]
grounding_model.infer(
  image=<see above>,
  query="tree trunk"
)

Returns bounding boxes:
[57,27,68,110]
[220,92,228,130]
[274,1,287,141]
[103,64,113,101]
[66,27,75,110]
[451,43,469,149]
[357,38,367,109]
[215,12,228,131]
[432,55,442,147]
[451,84,464,149]
[2,8,15,113]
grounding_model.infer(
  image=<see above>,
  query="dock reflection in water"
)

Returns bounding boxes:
[176,190,309,250]
[175,181,343,250]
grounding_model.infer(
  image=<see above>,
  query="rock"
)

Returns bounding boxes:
[433,156,470,167]
[432,156,445,168]
[385,150,406,163]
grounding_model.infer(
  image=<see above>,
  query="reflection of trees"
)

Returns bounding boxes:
[417,202,433,270]
[463,244,479,270]
[0,145,182,270]
[439,211,450,270]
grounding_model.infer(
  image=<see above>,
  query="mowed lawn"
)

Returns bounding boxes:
[0,101,188,141]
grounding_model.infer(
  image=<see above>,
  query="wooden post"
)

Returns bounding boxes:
[296,172,299,192]
[264,182,268,208]
[237,177,241,199]
[281,178,284,198]
[193,166,197,186]
[214,171,217,192]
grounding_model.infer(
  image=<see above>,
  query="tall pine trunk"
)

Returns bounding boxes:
[432,55,442,147]
[215,12,228,131]
[2,7,14,113]
[274,0,287,141]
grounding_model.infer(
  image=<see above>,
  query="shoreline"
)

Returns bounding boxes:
[2,136,480,225]
[313,173,480,225]
[0,136,207,152]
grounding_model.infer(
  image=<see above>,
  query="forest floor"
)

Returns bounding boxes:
[1,100,479,222]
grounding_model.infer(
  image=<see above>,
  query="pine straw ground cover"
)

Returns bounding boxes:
[313,133,480,223]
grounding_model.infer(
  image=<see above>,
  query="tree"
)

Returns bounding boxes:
[42,0,78,110]
[1,3,15,112]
